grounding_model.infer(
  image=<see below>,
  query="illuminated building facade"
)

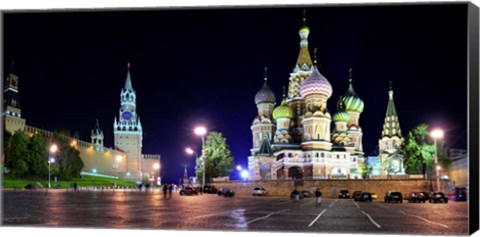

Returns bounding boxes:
[248,17,369,180]
[3,63,160,181]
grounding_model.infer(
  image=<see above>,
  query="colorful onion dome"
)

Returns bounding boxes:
[333,111,350,122]
[343,68,364,113]
[254,68,276,104]
[300,65,333,98]
[333,96,350,122]
[273,100,294,119]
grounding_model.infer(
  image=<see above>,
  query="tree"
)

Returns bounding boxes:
[403,123,449,175]
[5,131,30,178]
[382,158,396,179]
[28,134,48,179]
[196,132,234,182]
[53,129,84,180]
[357,162,372,179]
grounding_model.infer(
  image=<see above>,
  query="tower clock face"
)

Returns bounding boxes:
[122,111,132,120]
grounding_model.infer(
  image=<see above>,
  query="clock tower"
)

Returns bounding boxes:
[114,63,143,180]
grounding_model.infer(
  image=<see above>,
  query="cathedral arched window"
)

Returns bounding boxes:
[337,155,340,159]
[321,153,324,158]
[134,127,138,131]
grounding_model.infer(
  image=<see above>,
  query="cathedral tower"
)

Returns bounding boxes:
[299,54,333,151]
[250,68,276,154]
[342,69,364,155]
[114,63,143,179]
[3,62,26,134]
[91,119,104,152]
[287,13,314,142]
[272,88,294,145]
[379,82,404,175]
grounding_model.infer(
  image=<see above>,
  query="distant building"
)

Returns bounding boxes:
[3,63,160,181]
[447,149,468,188]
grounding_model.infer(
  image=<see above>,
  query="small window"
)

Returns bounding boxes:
[337,155,340,159]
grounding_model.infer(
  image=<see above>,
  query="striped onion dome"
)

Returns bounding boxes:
[273,100,294,119]
[333,96,350,122]
[343,69,364,113]
[300,66,333,98]
[254,69,276,105]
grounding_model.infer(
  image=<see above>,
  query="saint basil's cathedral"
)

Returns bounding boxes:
[248,17,405,180]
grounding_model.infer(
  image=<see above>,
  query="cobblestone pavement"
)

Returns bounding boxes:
[1,189,469,235]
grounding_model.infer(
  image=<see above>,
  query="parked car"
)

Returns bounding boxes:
[301,190,312,198]
[203,185,218,194]
[430,192,448,203]
[454,187,467,201]
[353,191,363,201]
[371,193,378,199]
[252,187,268,196]
[24,184,37,190]
[408,192,428,203]
[384,191,403,203]
[179,187,199,196]
[338,189,350,199]
[360,192,373,202]
[217,188,235,197]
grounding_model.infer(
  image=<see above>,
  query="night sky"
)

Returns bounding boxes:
[3,4,468,184]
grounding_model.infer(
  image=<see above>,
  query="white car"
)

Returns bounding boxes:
[252,187,268,196]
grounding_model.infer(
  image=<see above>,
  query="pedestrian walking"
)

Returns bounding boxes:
[315,188,322,206]
[168,184,173,199]
[163,184,168,199]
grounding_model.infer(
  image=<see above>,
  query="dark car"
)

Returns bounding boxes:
[408,192,428,203]
[430,192,448,203]
[179,187,199,196]
[217,188,235,198]
[203,185,218,194]
[24,184,37,190]
[353,191,363,201]
[301,190,312,198]
[384,191,403,203]
[360,192,372,202]
[454,187,467,201]
[339,190,350,199]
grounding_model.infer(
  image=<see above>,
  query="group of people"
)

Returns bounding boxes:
[163,184,173,199]
[291,188,322,206]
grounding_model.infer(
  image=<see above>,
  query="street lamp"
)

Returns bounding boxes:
[113,155,122,188]
[186,147,199,182]
[48,144,58,188]
[430,129,444,192]
[194,126,207,189]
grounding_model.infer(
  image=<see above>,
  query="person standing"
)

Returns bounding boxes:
[168,184,173,199]
[163,184,168,199]
[315,188,322,206]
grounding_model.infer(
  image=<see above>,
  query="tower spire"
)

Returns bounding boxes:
[348,68,353,84]
[303,9,307,26]
[124,62,133,90]
[264,67,268,81]
[382,81,401,137]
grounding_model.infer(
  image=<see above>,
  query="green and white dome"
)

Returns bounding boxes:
[333,96,350,122]
[342,69,364,113]
[273,100,294,119]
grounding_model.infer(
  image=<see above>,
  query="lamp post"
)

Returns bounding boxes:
[194,126,207,189]
[430,129,444,192]
[185,147,198,182]
[48,144,58,188]
[114,155,122,188]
